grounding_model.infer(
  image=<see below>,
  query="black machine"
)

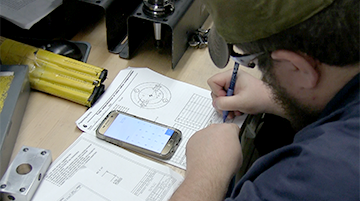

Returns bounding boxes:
[1,0,209,68]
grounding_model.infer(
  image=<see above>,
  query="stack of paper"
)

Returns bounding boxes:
[33,67,246,201]
[76,67,246,170]
[0,0,62,29]
[32,133,183,201]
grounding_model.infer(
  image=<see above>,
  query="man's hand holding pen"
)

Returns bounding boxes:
[207,69,281,119]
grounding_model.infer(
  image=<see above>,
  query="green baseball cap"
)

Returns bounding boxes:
[204,0,335,68]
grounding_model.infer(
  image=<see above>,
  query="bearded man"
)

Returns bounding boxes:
[170,0,359,200]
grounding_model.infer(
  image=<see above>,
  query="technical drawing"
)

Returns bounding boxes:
[102,171,122,185]
[131,82,171,109]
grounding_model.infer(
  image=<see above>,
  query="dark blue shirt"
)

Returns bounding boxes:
[228,74,360,201]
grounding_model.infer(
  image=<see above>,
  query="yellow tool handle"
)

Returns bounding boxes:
[35,48,104,79]
[31,78,93,107]
[0,38,38,66]
[0,37,106,82]
[30,68,96,93]
[35,58,102,86]
[0,37,107,107]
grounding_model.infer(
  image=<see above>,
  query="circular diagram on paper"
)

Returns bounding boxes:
[131,82,171,109]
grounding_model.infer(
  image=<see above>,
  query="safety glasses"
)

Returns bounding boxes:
[230,50,264,68]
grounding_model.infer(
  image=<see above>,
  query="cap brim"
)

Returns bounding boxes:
[208,26,232,68]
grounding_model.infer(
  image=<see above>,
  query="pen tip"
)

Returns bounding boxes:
[222,111,228,123]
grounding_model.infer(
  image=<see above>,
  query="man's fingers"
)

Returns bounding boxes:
[214,95,242,112]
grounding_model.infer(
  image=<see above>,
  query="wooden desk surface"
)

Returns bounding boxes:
[10,17,260,176]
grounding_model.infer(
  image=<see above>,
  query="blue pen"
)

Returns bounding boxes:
[223,62,239,122]
[221,52,263,122]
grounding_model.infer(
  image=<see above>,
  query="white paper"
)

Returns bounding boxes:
[41,168,142,201]
[32,133,183,201]
[76,67,246,169]
[0,0,62,29]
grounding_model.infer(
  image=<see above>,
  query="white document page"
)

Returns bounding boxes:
[32,133,183,201]
[0,0,62,29]
[76,67,246,170]
[41,168,142,201]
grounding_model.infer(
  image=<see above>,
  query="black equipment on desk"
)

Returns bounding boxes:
[1,0,208,69]
[116,0,209,68]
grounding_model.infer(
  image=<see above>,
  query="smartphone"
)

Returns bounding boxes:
[96,110,182,160]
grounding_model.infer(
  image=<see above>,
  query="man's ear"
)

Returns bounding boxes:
[271,50,319,89]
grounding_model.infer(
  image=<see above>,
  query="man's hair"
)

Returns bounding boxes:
[237,0,359,67]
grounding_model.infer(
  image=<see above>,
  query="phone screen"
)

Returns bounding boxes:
[104,113,175,153]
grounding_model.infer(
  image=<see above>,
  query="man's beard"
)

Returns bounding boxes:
[260,65,321,131]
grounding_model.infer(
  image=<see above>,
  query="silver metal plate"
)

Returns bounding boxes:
[0,146,52,201]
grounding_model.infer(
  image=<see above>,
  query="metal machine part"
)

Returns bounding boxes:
[0,146,52,201]
[143,0,175,16]
[143,0,175,48]
[81,0,208,68]
[188,28,209,49]
[153,22,163,47]
[118,0,209,68]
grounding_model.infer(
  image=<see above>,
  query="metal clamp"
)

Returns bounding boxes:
[0,146,52,201]
[189,28,209,49]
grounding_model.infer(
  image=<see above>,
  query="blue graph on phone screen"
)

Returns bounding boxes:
[104,113,174,153]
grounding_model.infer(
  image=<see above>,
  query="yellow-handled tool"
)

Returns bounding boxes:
[0,37,107,107]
